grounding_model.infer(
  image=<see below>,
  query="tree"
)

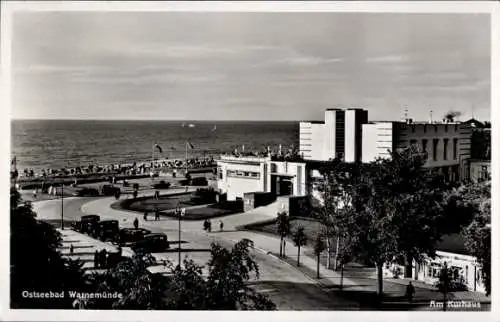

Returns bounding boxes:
[292,227,308,267]
[318,150,449,299]
[462,182,491,295]
[435,262,453,311]
[10,187,88,309]
[313,234,325,279]
[87,239,276,310]
[276,212,290,258]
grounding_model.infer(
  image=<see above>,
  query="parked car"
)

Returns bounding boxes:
[131,233,170,253]
[152,180,171,189]
[72,187,100,197]
[190,177,208,186]
[93,219,120,241]
[117,228,152,246]
[72,214,100,234]
[101,184,120,196]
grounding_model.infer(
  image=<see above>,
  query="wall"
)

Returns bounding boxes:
[300,122,325,160]
[216,158,264,201]
[323,110,338,160]
[395,123,471,168]
[361,122,394,163]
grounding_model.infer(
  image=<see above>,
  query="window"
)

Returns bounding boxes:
[422,139,428,153]
[445,124,448,132]
[433,139,439,161]
[424,124,427,133]
[434,125,438,133]
[411,125,416,133]
[453,138,458,160]
[455,124,458,132]
[443,138,449,160]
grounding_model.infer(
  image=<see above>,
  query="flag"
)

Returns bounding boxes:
[154,144,163,153]
[187,142,195,149]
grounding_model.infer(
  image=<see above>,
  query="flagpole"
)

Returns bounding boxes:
[185,142,188,177]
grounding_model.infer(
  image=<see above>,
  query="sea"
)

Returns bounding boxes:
[11,120,299,172]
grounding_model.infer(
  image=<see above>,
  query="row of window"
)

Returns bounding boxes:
[227,170,260,179]
[409,138,459,161]
[410,124,459,133]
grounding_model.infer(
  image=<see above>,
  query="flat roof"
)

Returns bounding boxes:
[436,234,471,256]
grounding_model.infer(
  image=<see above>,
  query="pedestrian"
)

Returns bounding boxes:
[133,217,139,229]
[94,250,99,268]
[208,220,212,233]
[203,219,208,232]
[155,208,160,221]
[143,211,148,221]
[405,281,415,302]
[70,244,74,254]
[219,220,224,232]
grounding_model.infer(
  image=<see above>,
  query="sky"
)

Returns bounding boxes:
[11,12,491,121]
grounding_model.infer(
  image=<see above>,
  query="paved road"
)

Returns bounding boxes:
[33,195,359,310]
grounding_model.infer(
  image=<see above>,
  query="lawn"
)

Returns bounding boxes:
[163,201,244,220]
[126,193,203,212]
[244,217,325,242]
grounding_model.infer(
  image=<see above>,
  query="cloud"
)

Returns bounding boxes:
[365,54,408,63]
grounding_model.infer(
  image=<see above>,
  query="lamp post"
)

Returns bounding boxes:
[178,207,181,266]
[61,181,64,230]
[176,206,185,267]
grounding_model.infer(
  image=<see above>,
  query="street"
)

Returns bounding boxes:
[33,194,359,310]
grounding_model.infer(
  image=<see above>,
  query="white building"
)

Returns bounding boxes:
[300,108,472,180]
[216,155,307,201]
[300,108,368,162]
[384,234,486,293]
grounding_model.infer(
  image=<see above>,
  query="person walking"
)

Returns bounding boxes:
[143,211,148,221]
[405,281,415,303]
[219,220,224,232]
[155,208,160,221]
[70,244,74,254]
[208,219,212,233]
[133,217,139,230]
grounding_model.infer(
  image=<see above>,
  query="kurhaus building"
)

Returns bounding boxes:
[300,108,473,181]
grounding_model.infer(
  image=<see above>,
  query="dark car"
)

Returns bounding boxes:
[101,184,121,196]
[152,180,171,189]
[190,177,208,186]
[72,214,100,234]
[131,233,170,253]
[72,187,100,197]
[117,228,152,246]
[93,220,120,241]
